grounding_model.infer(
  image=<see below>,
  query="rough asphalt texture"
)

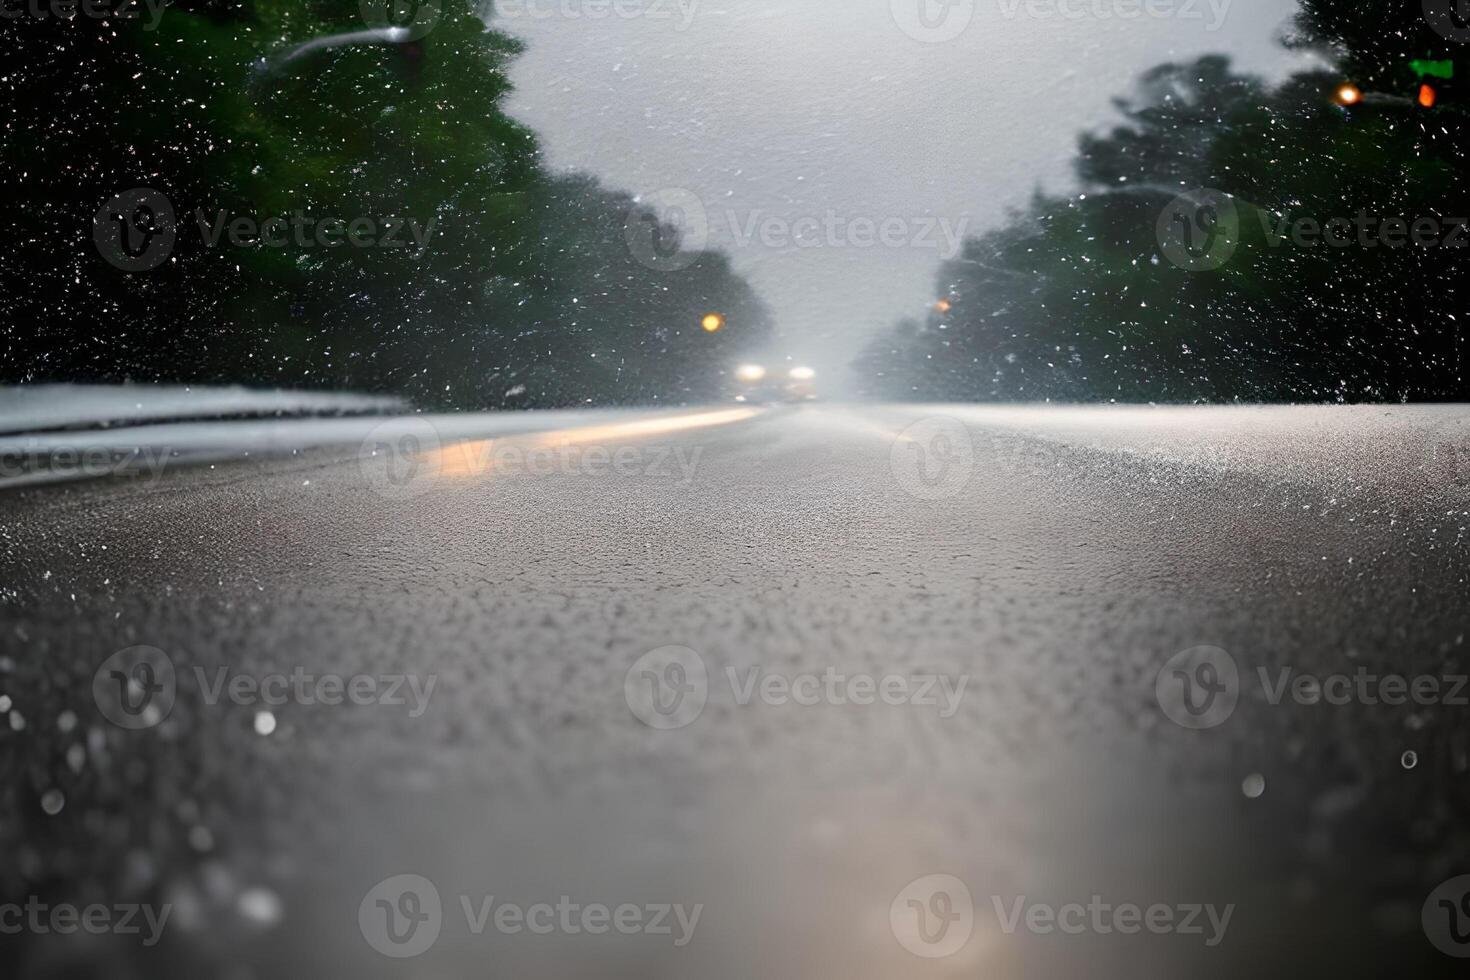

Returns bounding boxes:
[2,403,1469,978]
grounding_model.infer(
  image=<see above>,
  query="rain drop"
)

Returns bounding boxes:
[1242,773,1266,798]
[189,825,215,852]
[237,886,283,928]
[40,789,65,815]
[253,710,277,736]
[1401,751,1418,770]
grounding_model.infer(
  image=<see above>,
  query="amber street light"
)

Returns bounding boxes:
[702,313,726,333]
[934,299,953,313]
[1334,83,1362,107]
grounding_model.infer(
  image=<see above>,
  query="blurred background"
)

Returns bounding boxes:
[5,1,1470,407]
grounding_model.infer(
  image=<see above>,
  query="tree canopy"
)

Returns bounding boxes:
[857,4,1470,403]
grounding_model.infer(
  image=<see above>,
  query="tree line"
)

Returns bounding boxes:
[3,0,772,408]
[857,0,1470,403]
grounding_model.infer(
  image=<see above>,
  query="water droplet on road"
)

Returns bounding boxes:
[253,710,277,736]
[1242,773,1266,798]
[1401,750,1418,770]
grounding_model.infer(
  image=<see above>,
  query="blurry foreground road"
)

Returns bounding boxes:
[2,403,1470,978]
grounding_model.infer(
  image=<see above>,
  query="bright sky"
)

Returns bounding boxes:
[500,0,1308,390]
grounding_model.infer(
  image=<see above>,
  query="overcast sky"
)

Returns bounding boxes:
[499,0,1308,388]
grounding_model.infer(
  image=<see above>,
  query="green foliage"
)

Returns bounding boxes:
[858,16,1470,404]
[2,0,772,407]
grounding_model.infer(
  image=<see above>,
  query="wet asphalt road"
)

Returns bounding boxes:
[2,402,1470,979]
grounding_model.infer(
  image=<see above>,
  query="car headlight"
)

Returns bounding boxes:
[735,364,767,383]
[788,367,816,381]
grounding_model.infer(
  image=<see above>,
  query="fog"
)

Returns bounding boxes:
[502,0,1308,389]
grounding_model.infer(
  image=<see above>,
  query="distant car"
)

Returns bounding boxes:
[731,363,818,403]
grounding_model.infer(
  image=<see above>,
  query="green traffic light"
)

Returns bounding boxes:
[1409,58,1454,80]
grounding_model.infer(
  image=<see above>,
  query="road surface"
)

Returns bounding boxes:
[2,402,1469,978]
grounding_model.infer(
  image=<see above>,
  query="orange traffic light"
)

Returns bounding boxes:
[1418,83,1438,108]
